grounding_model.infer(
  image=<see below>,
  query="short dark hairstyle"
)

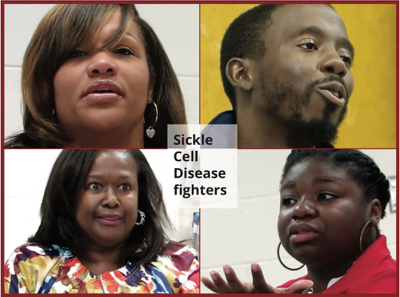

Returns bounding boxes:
[220,4,282,109]
[28,149,173,265]
[5,4,186,148]
[281,149,391,218]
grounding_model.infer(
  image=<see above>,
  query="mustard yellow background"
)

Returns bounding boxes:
[200,4,397,148]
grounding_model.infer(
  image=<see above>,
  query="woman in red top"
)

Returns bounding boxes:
[202,149,396,294]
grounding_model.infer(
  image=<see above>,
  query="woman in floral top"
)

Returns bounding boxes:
[4,150,199,293]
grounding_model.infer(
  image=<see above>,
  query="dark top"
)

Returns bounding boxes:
[206,110,334,148]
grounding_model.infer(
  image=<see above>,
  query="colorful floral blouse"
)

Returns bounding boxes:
[4,241,199,293]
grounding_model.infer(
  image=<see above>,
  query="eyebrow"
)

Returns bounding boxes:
[94,27,141,50]
[313,178,338,185]
[124,32,140,43]
[86,174,133,180]
[280,182,296,191]
[290,25,355,59]
[280,178,342,191]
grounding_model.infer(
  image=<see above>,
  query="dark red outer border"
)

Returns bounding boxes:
[2,2,399,297]
[1,0,399,4]
[1,1,5,296]
[396,4,399,297]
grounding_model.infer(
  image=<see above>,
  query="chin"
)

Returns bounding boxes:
[285,117,339,147]
[290,246,324,265]
[83,114,137,133]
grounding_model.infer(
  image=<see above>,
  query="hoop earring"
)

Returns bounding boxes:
[135,210,146,226]
[144,101,158,139]
[359,219,374,253]
[277,242,304,271]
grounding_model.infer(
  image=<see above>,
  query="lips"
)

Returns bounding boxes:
[289,223,319,243]
[84,80,122,103]
[317,81,347,106]
[97,214,122,226]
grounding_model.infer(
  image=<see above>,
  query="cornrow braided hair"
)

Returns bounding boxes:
[281,149,391,218]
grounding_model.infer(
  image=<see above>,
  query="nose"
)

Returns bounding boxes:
[292,197,317,220]
[87,52,118,77]
[102,187,119,208]
[320,47,348,78]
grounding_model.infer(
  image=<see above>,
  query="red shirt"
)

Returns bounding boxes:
[279,235,396,293]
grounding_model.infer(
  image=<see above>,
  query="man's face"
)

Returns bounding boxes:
[252,4,354,146]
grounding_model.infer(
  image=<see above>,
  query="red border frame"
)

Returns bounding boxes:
[1,2,398,296]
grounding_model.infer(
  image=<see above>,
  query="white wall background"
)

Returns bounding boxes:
[4,149,198,261]
[201,149,397,292]
[4,4,199,138]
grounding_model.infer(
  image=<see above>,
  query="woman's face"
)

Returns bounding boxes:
[53,8,153,143]
[75,151,138,249]
[278,159,370,268]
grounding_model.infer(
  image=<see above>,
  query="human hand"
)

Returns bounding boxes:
[201,263,313,294]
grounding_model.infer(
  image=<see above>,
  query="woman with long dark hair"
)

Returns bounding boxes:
[5,150,199,293]
[5,4,187,148]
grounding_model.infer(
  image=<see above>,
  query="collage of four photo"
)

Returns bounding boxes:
[2,2,398,294]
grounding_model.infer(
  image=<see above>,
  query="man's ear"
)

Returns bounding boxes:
[369,199,382,226]
[225,58,254,92]
[148,73,156,104]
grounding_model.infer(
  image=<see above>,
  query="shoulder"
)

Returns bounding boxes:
[351,235,396,293]
[7,243,71,260]
[328,235,396,293]
[152,241,199,293]
[347,254,396,293]
[162,240,198,257]
[207,110,236,125]
[159,241,198,270]
[5,243,72,272]
[4,133,42,148]
[203,111,237,148]
[4,243,72,293]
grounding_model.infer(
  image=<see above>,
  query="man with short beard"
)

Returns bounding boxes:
[207,4,354,148]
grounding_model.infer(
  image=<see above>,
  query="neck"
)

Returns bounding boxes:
[237,107,316,148]
[66,125,144,148]
[77,244,126,275]
[306,255,357,293]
